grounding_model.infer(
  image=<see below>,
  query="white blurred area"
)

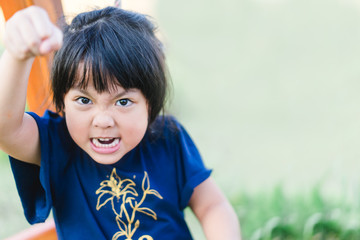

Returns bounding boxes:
[0,0,157,41]
[62,0,157,20]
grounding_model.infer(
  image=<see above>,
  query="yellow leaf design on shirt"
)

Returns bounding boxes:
[96,169,162,240]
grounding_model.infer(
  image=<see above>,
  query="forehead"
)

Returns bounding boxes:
[72,61,123,94]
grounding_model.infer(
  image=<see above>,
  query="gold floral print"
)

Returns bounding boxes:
[96,169,163,240]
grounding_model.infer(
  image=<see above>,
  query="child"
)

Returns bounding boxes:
[0,6,241,240]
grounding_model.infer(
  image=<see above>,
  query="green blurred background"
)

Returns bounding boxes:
[2,0,360,239]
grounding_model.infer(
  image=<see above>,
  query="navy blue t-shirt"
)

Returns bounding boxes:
[9,111,211,240]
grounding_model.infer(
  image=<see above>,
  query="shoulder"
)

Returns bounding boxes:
[27,110,65,127]
[143,115,199,153]
[27,110,72,147]
[146,115,184,141]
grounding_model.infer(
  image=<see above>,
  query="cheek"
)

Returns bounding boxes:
[124,115,147,132]
[65,111,89,141]
[122,108,149,142]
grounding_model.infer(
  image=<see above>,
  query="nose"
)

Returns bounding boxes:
[92,112,115,129]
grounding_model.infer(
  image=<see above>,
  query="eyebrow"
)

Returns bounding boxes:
[73,87,138,99]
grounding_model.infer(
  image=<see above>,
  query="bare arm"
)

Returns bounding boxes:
[189,177,242,240]
[0,6,62,165]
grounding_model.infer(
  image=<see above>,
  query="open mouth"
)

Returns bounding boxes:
[90,138,121,154]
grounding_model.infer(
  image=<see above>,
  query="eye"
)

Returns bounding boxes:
[116,99,133,107]
[76,97,92,105]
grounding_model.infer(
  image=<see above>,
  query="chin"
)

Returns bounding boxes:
[89,152,125,165]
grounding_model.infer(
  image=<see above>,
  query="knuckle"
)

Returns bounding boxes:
[5,18,16,31]
[11,11,22,19]
[27,6,41,13]
[39,30,50,39]
[25,6,48,20]
[28,39,39,48]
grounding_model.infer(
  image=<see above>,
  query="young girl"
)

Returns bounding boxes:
[0,6,241,240]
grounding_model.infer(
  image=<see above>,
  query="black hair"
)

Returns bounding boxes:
[51,7,168,124]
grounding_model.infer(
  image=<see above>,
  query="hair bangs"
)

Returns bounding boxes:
[73,54,120,94]
[72,22,150,93]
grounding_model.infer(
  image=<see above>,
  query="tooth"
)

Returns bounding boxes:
[92,138,119,148]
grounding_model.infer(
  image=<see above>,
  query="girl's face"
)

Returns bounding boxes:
[63,81,148,165]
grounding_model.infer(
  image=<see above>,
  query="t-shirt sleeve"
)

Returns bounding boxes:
[9,111,55,224]
[169,118,212,209]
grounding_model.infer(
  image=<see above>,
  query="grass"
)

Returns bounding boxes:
[232,184,360,239]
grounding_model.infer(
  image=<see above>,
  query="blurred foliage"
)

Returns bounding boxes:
[231,185,360,240]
